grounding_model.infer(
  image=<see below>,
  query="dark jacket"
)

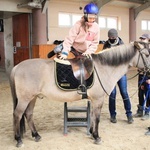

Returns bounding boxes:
[103,37,124,50]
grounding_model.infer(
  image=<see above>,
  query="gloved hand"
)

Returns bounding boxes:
[54,43,63,53]
[58,53,68,60]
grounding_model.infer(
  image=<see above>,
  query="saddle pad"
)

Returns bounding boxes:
[54,61,94,90]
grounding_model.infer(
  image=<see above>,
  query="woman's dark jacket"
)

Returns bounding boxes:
[103,37,124,50]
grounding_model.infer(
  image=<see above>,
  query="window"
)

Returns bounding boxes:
[141,20,147,30]
[58,13,118,29]
[58,13,82,27]
[98,16,118,29]
[107,17,117,28]
[148,21,150,30]
[98,17,106,28]
[72,14,82,25]
[58,13,71,26]
[141,20,150,31]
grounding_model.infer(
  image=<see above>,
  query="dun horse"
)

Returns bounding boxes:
[10,42,150,147]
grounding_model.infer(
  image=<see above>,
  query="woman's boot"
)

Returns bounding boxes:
[134,104,143,117]
[141,107,150,120]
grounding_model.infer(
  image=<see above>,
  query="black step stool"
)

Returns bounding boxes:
[64,101,91,135]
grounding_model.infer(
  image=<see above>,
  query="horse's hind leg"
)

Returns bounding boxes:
[24,99,41,142]
[90,102,102,144]
[13,101,29,147]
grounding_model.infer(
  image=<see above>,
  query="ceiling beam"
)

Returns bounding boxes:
[41,0,50,14]
[134,1,150,19]
[126,0,145,4]
[94,0,112,14]
[17,0,44,9]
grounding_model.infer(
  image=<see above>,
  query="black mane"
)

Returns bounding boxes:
[92,43,136,66]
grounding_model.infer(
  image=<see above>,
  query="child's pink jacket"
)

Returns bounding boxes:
[62,19,100,55]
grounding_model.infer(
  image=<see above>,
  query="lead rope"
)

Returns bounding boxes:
[94,65,147,101]
[94,66,109,96]
[127,71,140,80]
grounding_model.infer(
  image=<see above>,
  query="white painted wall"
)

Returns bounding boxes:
[100,5,129,43]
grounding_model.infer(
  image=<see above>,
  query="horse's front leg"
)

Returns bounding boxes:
[90,102,103,144]
[25,99,41,142]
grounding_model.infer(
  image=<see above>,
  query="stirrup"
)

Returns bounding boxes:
[77,84,87,95]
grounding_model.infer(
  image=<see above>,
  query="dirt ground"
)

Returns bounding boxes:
[0,68,150,150]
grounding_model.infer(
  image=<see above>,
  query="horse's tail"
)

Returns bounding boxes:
[9,66,26,137]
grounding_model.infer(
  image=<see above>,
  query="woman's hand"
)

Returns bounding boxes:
[141,85,145,90]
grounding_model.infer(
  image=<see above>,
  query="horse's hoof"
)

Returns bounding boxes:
[16,140,24,147]
[145,131,150,136]
[35,135,41,142]
[94,138,101,145]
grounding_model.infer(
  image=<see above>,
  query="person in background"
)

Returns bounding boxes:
[134,34,150,120]
[57,2,100,59]
[103,29,134,124]
[142,72,150,121]
[145,72,150,135]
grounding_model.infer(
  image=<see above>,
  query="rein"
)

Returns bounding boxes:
[127,71,139,80]
[94,66,109,96]
[94,66,132,100]
[94,44,150,101]
[136,47,150,73]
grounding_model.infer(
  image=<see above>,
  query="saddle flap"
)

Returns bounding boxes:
[68,57,94,80]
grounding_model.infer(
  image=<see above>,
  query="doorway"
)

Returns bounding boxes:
[13,13,30,66]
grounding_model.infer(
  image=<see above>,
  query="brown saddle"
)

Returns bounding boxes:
[54,56,94,80]
[69,56,93,80]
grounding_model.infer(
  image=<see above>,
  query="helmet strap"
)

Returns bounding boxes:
[84,14,88,22]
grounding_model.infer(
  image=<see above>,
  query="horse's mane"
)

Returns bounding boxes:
[92,43,136,66]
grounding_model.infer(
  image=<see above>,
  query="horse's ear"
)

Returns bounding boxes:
[134,41,144,50]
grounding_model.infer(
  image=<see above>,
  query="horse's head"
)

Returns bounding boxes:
[134,41,150,73]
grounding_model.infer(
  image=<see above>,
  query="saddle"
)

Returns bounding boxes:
[68,56,94,80]
[54,57,94,91]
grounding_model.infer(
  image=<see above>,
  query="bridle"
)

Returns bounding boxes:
[135,43,150,76]
[127,42,150,80]
[94,42,150,100]
[127,45,150,80]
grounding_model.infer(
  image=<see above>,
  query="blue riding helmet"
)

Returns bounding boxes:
[83,3,99,15]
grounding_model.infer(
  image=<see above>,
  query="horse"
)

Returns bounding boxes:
[9,41,150,147]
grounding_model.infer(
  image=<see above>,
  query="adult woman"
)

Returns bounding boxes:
[103,29,133,124]
[134,34,150,120]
